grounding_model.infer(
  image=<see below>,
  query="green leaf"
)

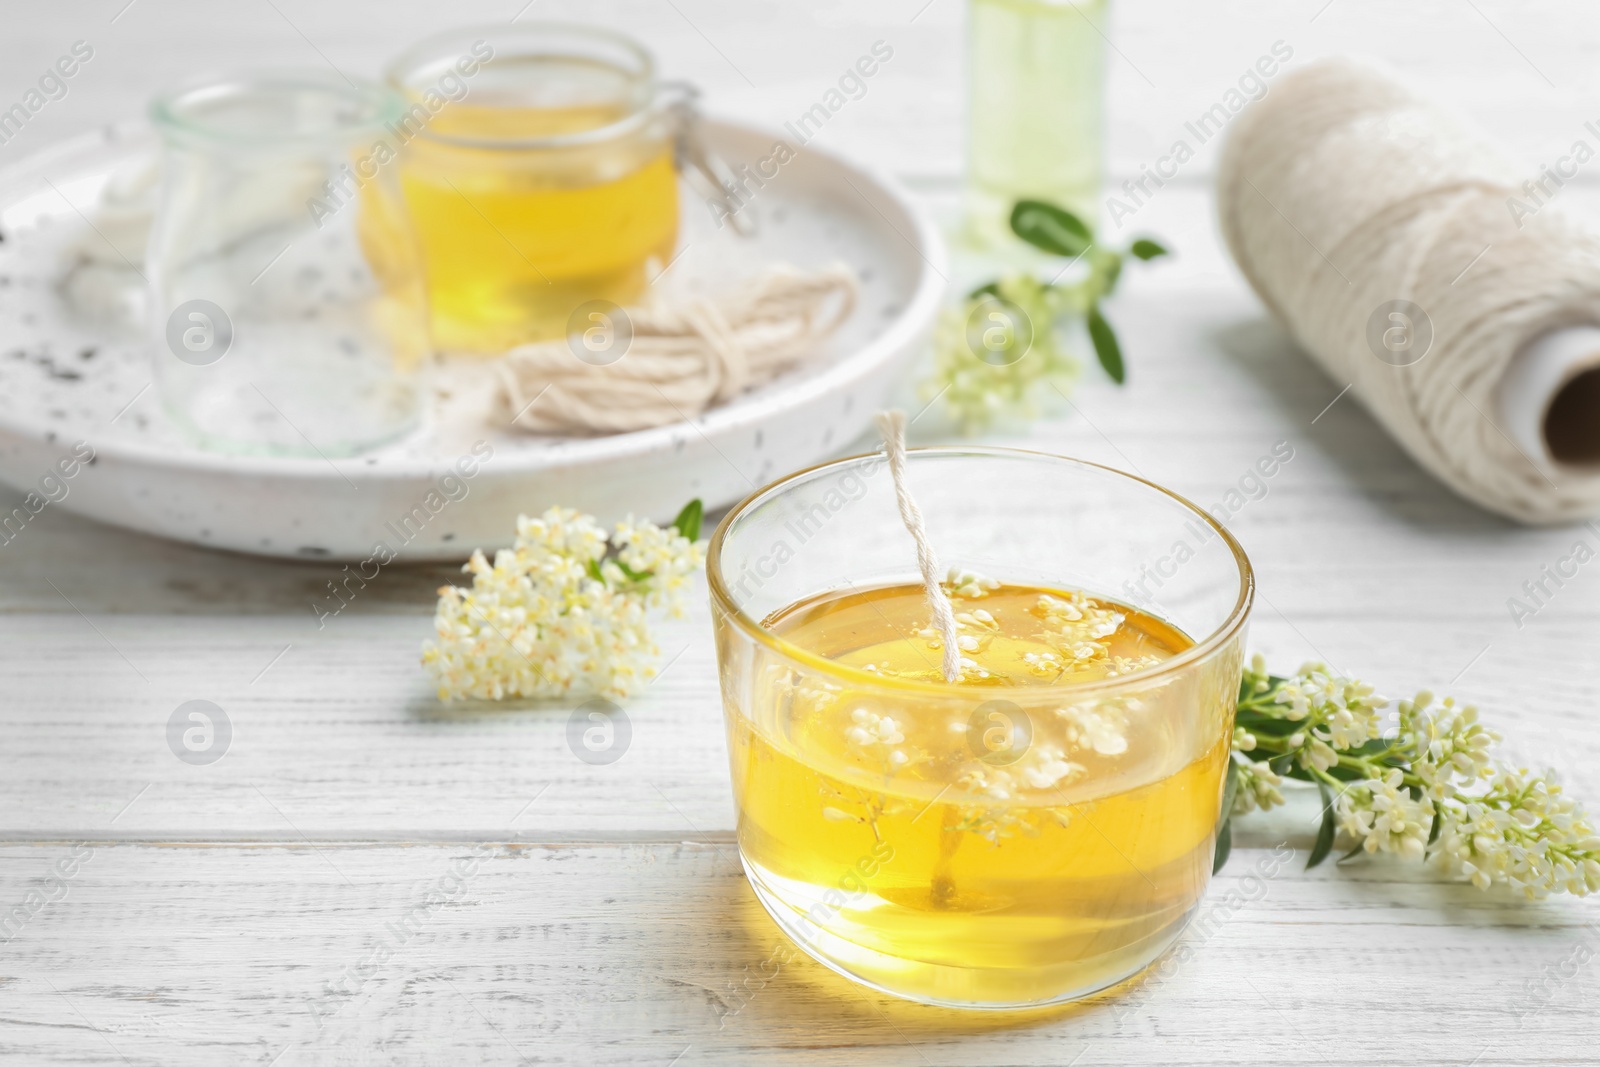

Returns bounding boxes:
[1307,780,1336,869]
[1099,252,1124,296]
[615,559,652,583]
[969,280,1001,301]
[672,498,704,542]
[1273,758,1363,783]
[1009,199,1093,258]
[1427,810,1442,846]
[1235,707,1302,737]
[1212,758,1240,875]
[584,558,606,583]
[1087,305,1125,384]
[1219,757,1241,823]
[1212,817,1233,875]
[1129,238,1169,261]
[1237,673,1292,703]
[1336,840,1366,865]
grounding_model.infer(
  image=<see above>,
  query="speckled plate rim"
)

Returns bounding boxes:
[0,116,947,480]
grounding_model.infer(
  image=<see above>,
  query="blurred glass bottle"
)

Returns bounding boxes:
[148,70,429,457]
[964,0,1107,249]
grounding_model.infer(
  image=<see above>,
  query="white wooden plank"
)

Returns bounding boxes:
[0,611,737,840]
[0,843,1595,1066]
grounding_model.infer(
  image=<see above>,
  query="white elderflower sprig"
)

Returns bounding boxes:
[1335,769,1433,861]
[1432,767,1600,898]
[421,500,705,702]
[1056,701,1129,757]
[1230,757,1283,815]
[943,742,1089,844]
[1021,650,1063,677]
[1398,691,1496,801]
[845,706,911,770]
[919,206,1171,435]
[1269,662,1384,742]
[1019,745,1085,790]
[1031,591,1126,669]
[946,567,1000,599]
[1223,658,1600,898]
[921,274,1080,436]
[1105,653,1161,677]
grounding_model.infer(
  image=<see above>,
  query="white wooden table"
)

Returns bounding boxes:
[4,2,1599,1064]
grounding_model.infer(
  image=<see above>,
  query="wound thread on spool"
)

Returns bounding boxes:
[1216,57,1600,525]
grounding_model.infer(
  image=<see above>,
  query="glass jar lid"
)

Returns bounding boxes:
[150,69,401,148]
[384,23,673,150]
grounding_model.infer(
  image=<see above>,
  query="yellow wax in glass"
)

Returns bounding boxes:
[730,581,1227,1006]
[394,57,680,354]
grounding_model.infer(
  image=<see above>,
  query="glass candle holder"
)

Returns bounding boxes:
[708,448,1253,1009]
[147,70,429,457]
[965,0,1107,249]
[385,24,688,354]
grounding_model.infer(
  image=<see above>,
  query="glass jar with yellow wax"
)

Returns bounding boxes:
[708,448,1254,1008]
[385,25,688,354]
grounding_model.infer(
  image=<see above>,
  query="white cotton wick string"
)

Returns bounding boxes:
[1216,57,1600,524]
[496,264,858,435]
[875,409,961,683]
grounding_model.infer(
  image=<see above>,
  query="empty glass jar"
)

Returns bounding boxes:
[147,70,429,456]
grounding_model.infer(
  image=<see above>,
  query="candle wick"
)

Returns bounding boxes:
[875,409,962,683]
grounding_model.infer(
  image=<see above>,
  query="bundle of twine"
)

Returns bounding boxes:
[495,264,858,435]
[1217,57,1600,524]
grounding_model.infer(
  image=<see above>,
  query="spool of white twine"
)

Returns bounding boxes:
[1216,57,1600,524]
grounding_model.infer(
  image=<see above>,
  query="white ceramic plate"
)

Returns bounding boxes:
[0,118,945,560]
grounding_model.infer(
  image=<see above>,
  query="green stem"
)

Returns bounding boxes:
[1240,729,1422,789]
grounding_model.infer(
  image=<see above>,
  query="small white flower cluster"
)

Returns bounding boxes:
[1021,649,1063,677]
[946,567,1000,599]
[954,608,997,643]
[952,749,1086,843]
[1105,654,1161,678]
[1399,691,1495,801]
[1229,756,1283,814]
[919,698,1128,846]
[1336,769,1432,861]
[1264,659,1385,774]
[1057,702,1129,757]
[922,273,1081,436]
[1380,691,1593,892]
[846,706,910,769]
[955,740,1087,806]
[421,506,704,701]
[1020,746,1085,790]
[1033,592,1126,667]
[1433,766,1600,897]
[1231,657,1600,898]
